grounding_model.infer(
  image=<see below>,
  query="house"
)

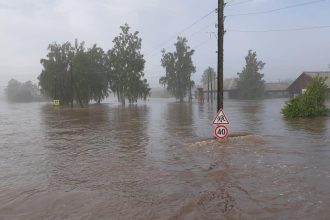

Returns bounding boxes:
[223,78,238,99]
[221,79,289,99]
[202,78,238,99]
[201,77,238,100]
[150,88,172,98]
[196,87,205,103]
[287,71,330,97]
[264,82,290,98]
[202,77,289,99]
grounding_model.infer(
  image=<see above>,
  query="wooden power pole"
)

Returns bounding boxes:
[210,71,213,103]
[70,62,74,108]
[217,0,224,111]
[207,71,210,103]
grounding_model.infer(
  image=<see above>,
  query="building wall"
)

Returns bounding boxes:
[288,74,313,97]
[264,91,289,98]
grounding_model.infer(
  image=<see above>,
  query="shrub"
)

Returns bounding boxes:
[282,76,329,117]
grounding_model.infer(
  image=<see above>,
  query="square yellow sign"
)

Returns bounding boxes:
[53,100,60,106]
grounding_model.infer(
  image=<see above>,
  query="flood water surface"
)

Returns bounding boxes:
[0,99,330,219]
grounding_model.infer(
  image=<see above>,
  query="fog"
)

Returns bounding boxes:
[2,1,330,218]
[1,0,330,91]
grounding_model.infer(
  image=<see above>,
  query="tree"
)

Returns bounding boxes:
[107,24,150,105]
[237,50,265,99]
[87,45,109,104]
[201,67,216,85]
[38,39,110,107]
[5,79,42,102]
[38,41,73,105]
[282,76,330,117]
[71,42,109,106]
[160,37,196,102]
[201,67,216,102]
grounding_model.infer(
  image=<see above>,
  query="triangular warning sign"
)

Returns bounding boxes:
[213,109,229,125]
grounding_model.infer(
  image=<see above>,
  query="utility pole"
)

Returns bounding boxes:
[217,0,224,111]
[207,71,210,103]
[70,62,74,108]
[214,73,216,101]
[210,71,213,103]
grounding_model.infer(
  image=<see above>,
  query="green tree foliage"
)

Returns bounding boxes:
[237,50,266,99]
[72,43,109,106]
[201,67,216,85]
[282,76,330,117]
[160,37,196,102]
[38,40,110,107]
[38,24,151,107]
[5,79,42,102]
[108,24,150,105]
[39,42,72,105]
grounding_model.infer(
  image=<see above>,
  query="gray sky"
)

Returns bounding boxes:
[1,0,330,91]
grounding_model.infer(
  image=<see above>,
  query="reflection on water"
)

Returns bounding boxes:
[164,103,194,140]
[0,99,330,219]
[237,100,265,133]
[284,117,327,135]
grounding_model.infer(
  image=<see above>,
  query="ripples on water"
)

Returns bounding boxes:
[0,98,329,219]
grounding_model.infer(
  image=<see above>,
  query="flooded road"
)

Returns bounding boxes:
[0,98,330,219]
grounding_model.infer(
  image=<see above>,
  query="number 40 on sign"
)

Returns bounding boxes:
[213,109,229,140]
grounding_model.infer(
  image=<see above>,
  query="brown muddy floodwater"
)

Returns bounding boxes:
[0,98,330,220]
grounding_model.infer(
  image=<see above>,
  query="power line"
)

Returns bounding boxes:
[227,0,255,6]
[143,36,216,77]
[225,0,240,4]
[145,9,216,57]
[227,25,330,32]
[145,22,216,58]
[189,22,216,38]
[226,0,328,17]
[194,38,214,50]
[143,37,215,77]
[175,9,216,35]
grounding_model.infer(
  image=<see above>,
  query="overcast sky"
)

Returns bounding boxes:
[1,0,330,91]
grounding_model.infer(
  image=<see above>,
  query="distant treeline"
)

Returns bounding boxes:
[150,88,172,98]
[5,79,45,102]
[38,24,150,107]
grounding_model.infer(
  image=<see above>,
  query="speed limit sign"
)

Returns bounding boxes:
[214,125,229,140]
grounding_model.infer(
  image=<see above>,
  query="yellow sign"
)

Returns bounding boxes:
[53,100,60,106]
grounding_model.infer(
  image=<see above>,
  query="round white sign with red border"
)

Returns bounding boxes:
[214,125,229,140]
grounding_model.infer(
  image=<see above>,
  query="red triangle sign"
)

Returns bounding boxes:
[213,109,229,125]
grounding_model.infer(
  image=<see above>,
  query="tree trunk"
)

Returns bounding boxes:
[117,93,120,103]
[121,93,125,106]
[189,83,192,103]
[74,84,84,108]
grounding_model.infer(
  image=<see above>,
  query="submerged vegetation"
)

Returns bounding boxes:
[38,24,150,107]
[282,76,330,117]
